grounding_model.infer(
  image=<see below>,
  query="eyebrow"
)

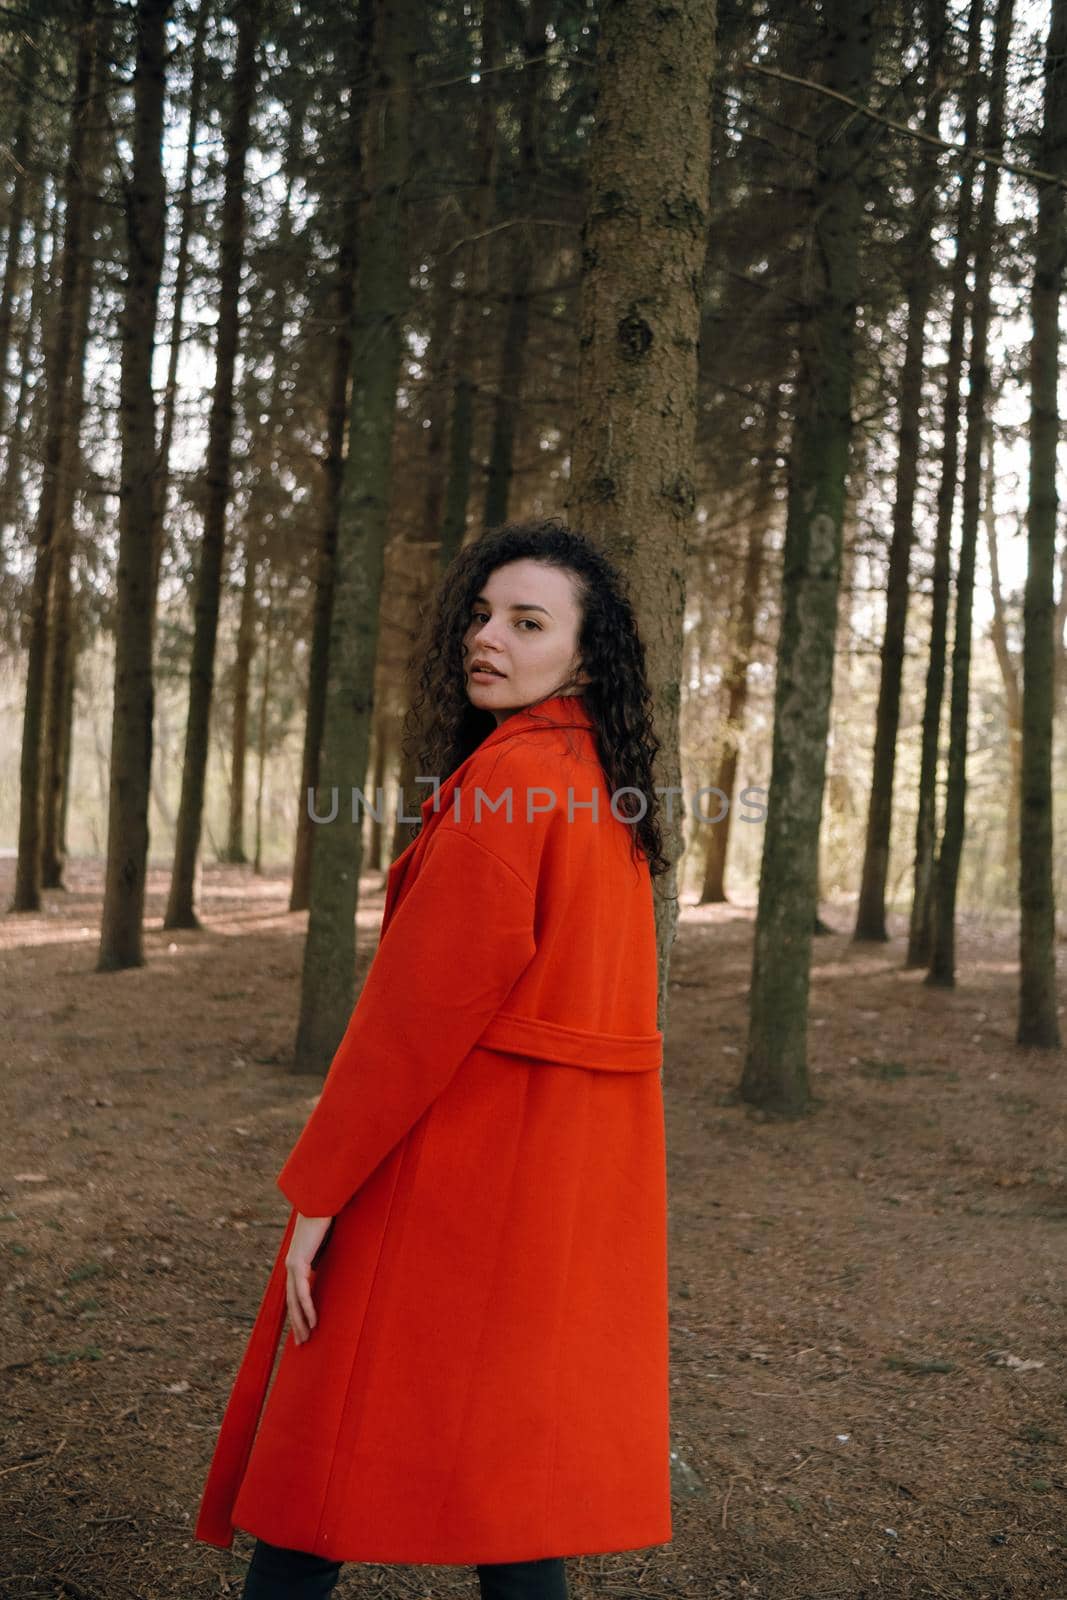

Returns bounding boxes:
[472,596,553,617]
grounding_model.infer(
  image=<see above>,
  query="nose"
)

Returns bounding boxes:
[470,619,504,655]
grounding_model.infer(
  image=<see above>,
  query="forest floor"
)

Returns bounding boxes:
[1,856,1065,1600]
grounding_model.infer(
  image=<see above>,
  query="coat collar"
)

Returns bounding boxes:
[419,692,594,818]
[478,690,594,745]
[383,694,594,929]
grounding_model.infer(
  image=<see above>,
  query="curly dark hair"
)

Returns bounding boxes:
[399,518,671,878]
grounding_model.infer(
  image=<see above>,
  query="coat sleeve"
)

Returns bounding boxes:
[275,822,538,1219]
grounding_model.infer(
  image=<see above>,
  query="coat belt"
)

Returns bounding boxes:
[478,1010,663,1071]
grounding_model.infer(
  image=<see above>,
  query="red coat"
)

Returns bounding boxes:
[195,692,671,1565]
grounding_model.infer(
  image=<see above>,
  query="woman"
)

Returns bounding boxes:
[195,520,673,1600]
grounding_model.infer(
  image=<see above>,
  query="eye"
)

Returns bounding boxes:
[469,609,540,631]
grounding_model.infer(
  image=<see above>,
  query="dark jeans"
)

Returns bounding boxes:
[239,1536,570,1600]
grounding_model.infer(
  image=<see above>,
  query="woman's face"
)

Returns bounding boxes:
[462,558,590,725]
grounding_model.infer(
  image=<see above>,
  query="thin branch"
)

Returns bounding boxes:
[442,214,578,255]
[742,61,1067,190]
[418,46,571,96]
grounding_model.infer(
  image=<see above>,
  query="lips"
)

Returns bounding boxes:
[471,661,505,677]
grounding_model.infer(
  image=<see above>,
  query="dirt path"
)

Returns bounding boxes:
[1,858,1065,1599]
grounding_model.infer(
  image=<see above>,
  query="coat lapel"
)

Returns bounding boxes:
[382,693,593,934]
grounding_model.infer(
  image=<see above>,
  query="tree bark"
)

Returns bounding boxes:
[41,5,113,890]
[152,0,209,621]
[225,529,258,864]
[366,702,388,872]
[0,191,51,548]
[699,388,781,904]
[289,0,374,913]
[566,0,716,1035]
[740,0,876,1114]
[853,0,944,941]
[0,29,38,454]
[983,438,1021,880]
[225,90,305,866]
[483,0,551,528]
[98,0,171,970]
[253,571,274,877]
[389,242,456,863]
[164,0,261,930]
[906,0,983,969]
[1018,0,1066,1047]
[438,0,500,569]
[1055,529,1067,710]
[41,547,76,889]
[927,0,1014,988]
[11,0,97,914]
[293,0,418,1072]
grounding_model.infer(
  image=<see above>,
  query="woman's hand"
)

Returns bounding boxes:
[285,1212,333,1344]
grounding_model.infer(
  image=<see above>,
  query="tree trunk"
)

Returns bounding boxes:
[700,389,781,904]
[740,0,875,1114]
[483,0,551,528]
[11,0,97,914]
[1055,531,1067,711]
[98,0,170,970]
[58,645,77,865]
[0,191,51,546]
[566,0,715,1038]
[152,0,208,620]
[226,94,304,868]
[253,572,274,877]
[983,438,1021,880]
[41,6,112,890]
[289,0,374,913]
[854,0,943,941]
[928,0,1014,988]
[164,0,261,930]
[906,1,983,969]
[41,552,76,889]
[225,530,258,864]
[390,243,456,863]
[366,703,388,871]
[293,0,418,1072]
[438,0,500,569]
[819,428,865,929]
[1018,0,1066,1047]
[0,30,38,453]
